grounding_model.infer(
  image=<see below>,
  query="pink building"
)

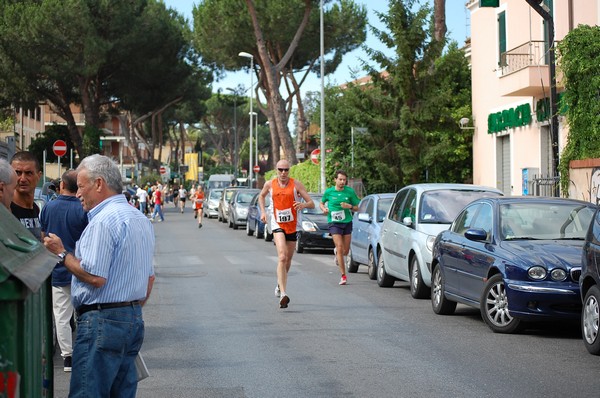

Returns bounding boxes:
[468,0,599,196]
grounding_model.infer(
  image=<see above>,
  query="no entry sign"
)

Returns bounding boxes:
[53,140,67,157]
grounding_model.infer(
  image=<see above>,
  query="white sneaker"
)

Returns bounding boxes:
[279,294,290,308]
[274,284,281,297]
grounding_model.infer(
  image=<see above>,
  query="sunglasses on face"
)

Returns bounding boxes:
[278,168,289,172]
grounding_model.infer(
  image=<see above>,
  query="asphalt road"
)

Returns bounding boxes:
[54,204,600,397]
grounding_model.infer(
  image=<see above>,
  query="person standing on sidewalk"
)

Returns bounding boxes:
[0,158,17,209]
[43,154,155,398]
[259,160,314,308]
[320,170,360,285]
[40,170,88,372]
[136,185,148,215]
[10,151,42,240]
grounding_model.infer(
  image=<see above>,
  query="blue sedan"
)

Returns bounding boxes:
[247,193,270,239]
[348,193,395,279]
[431,197,597,333]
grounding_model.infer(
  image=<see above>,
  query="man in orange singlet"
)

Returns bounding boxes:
[259,159,314,308]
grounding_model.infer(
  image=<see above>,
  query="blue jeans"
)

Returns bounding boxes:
[69,305,144,398]
[152,203,164,221]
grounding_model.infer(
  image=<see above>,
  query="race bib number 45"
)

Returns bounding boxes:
[276,208,294,223]
[331,209,345,222]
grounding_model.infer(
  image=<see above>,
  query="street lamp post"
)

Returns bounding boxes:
[250,111,258,171]
[226,87,239,178]
[239,51,254,187]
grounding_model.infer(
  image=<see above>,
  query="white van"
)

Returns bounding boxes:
[207,174,235,190]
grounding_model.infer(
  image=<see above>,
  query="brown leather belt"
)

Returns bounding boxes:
[76,300,140,316]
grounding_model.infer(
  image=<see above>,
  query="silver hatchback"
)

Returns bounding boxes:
[379,183,502,299]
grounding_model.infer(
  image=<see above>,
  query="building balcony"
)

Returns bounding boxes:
[499,40,562,97]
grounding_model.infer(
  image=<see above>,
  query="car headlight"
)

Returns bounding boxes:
[301,220,317,232]
[240,208,247,216]
[426,235,436,252]
[550,268,567,281]
[528,266,547,280]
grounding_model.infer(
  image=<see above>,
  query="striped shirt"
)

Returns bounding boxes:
[72,194,155,309]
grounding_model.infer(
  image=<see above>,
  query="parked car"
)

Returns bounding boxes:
[348,193,395,279]
[247,192,271,239]
[580,207,600,354]
[228,188,260,229]
[296,194,334,253]
[379,184,503,299]
[218,187,244,223]
[203,188,223,219]
[431,197,596,334]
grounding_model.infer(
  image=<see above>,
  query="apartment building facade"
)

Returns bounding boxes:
[468,0,599,197]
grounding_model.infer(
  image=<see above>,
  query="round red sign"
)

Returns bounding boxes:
[53,140,67,157]
[159,166,167,175]
[253,165,260,173]
[310,148,320,165]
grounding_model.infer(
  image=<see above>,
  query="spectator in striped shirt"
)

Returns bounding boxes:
[44,154,155,398]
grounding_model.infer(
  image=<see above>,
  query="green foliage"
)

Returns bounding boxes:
[264,160,321,193]
[82,125,101,157]
[557,25,600,194]
[314,1,473,194]
[138,174,162,188]
[0,107,13,134]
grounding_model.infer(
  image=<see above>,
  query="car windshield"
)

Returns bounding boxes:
[210,190,222,200]
[225,190,235,200]
[377,198,393,222]
[302,196,325,215]
[419,189,501,224]
[500,202,595,240]
[237,192,256,203]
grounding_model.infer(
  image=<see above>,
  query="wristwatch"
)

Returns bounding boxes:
[57,251,69,262]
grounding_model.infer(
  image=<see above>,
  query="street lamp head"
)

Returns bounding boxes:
[238,51,253,59]
[459,117,470,128]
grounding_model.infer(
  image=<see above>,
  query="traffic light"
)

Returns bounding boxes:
[480,0,499,6]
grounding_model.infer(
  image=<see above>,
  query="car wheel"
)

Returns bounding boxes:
[296,235,304,253]
[431,265,457,315]
[582,285,600,355]
[246,221,253,236]
[367,248,377,280]
[255,221,263,239]
[233,221,238,230]
[347,249,359,273]
[376,253,395,287]
[217,212,222,222]
[480,274,523,334]
[409,256,430,299]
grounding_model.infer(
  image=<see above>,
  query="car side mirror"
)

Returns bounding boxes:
[402,216,413,227]
[465,228,488,242]
[358,212,372,223]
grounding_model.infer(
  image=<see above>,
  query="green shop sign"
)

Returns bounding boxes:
[536,92,567,122]
[488,103,532,134]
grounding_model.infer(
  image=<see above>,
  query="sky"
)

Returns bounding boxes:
[163,0,471,96]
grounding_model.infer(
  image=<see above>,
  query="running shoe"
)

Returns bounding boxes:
[274,284,281,297]
[339,275,347,285]
[279,294,290,308]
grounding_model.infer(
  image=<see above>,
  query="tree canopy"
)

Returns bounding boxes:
[0,0,211,162]
[305,0,472,193]
[192,0,367,167]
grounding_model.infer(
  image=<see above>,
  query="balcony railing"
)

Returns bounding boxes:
[500,40,557,76]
